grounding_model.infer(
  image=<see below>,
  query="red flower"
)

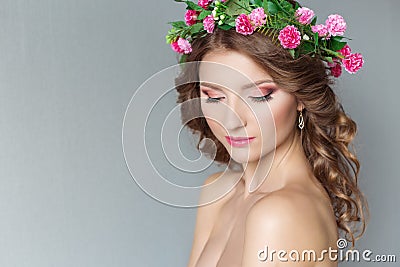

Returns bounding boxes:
[330,62,343,78]
[198,0,212,9]
[342,53,364,74]
[185,10,198,26]
[278,25,301,49]
[235,14,254,35]
[338,44,351,57]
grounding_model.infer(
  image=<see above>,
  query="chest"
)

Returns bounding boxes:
[196,193,265,267]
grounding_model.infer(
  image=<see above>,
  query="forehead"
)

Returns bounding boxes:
[198,50,272,91]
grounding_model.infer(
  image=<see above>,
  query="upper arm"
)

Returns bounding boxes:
[241,192,328,267]
[187,172,223,267]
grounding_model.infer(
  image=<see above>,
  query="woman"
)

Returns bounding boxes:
[166,0,368,266]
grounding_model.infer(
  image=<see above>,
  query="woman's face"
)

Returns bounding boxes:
[198,50,300,164]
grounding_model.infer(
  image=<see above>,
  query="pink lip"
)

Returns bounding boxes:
[225,136,255,147]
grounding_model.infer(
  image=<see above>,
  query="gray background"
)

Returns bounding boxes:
[0,0,399,266]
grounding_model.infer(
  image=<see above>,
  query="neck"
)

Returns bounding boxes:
[240,129,312,198]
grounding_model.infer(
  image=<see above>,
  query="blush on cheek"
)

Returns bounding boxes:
[205,118,226,139]
[206,118,220,132]
[271,98,297,138]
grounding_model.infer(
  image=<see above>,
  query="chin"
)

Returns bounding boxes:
[225,148,270,164]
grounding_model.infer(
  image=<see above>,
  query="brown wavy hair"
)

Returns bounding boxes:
[174,25,368,245]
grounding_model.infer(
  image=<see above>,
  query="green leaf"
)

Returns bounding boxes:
[186,1,204,11]
[218,24,234,30]
[281,1,294,14]
[324,57,334,63]
[288,49,295,58]
[332,36,345,41]
[310,16,317,26]
[166,35,173,44]
[226,0,251,16]
[179,54,188,64]
[190,22,204,33]
[266,2,278,14]
[330,38,347,51]
[299,42,314,54]
[314,32,319,47]
[227,21,236,27]
[198,10,212,20]
[168,21,187,29]
[254,0,263,7]
[269,0,290,16]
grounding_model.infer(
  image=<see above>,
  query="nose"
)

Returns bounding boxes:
[221,95,247,131]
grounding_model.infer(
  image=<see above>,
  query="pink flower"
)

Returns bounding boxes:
[235,14,254,35]
[330,62,343,78]
[185,10,198,26]
[198,0,213,9]
[342,53,364,74]
[295,7,315,25]
[203,15,215,33]
[311,24,329,37]
[338,44,351,57]
[249,7,266,27]
[278,25,301,49]
[178,38,192,54]
[171,37,192,54]
[325,14,346,36]
[171,41,183,54]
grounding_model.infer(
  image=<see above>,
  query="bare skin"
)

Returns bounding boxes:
[188,133,339,267]
[187,50,339,266]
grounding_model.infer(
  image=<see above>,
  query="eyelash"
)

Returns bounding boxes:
[203,91,274,104]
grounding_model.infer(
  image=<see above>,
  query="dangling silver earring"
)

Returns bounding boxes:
[298,110,304,130]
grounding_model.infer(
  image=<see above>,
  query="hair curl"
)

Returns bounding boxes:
[174,27,368,246]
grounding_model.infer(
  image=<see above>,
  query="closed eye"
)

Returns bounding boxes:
[249,91,274,103]
[205,96,224,103]
[201,89,225,104]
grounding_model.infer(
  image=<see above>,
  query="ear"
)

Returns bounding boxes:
[296,101,304,111]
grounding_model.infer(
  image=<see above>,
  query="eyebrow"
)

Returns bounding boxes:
[199,79,275,91]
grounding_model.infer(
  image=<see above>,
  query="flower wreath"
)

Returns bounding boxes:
[165,0,364,78]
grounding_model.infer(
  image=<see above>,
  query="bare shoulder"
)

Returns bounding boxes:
[203,170,224,185]
[242,186,338,266]
[247,186,329,236]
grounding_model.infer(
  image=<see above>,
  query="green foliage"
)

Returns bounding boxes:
[269,0,292,15]
[226,0,251,16]
[176,0,203,11]
[288,49,295,58]
[191,22,204,33]
[225,18,237,27]
[257,27,279,44]
[310,16,317,26]
[254,0,263,7]
[266,1,278,14]
[168,21,187,29]
[324,57,333,63]
[179,54,188,64]
[298,41,314,55]
[218,24,234,30]
[313,32,319,49]
[330,36,347,51]
[197,10,212,20]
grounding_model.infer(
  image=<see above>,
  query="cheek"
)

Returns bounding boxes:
[201,103,229,136]
[205,118,225,136]
[271,98,297,138]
